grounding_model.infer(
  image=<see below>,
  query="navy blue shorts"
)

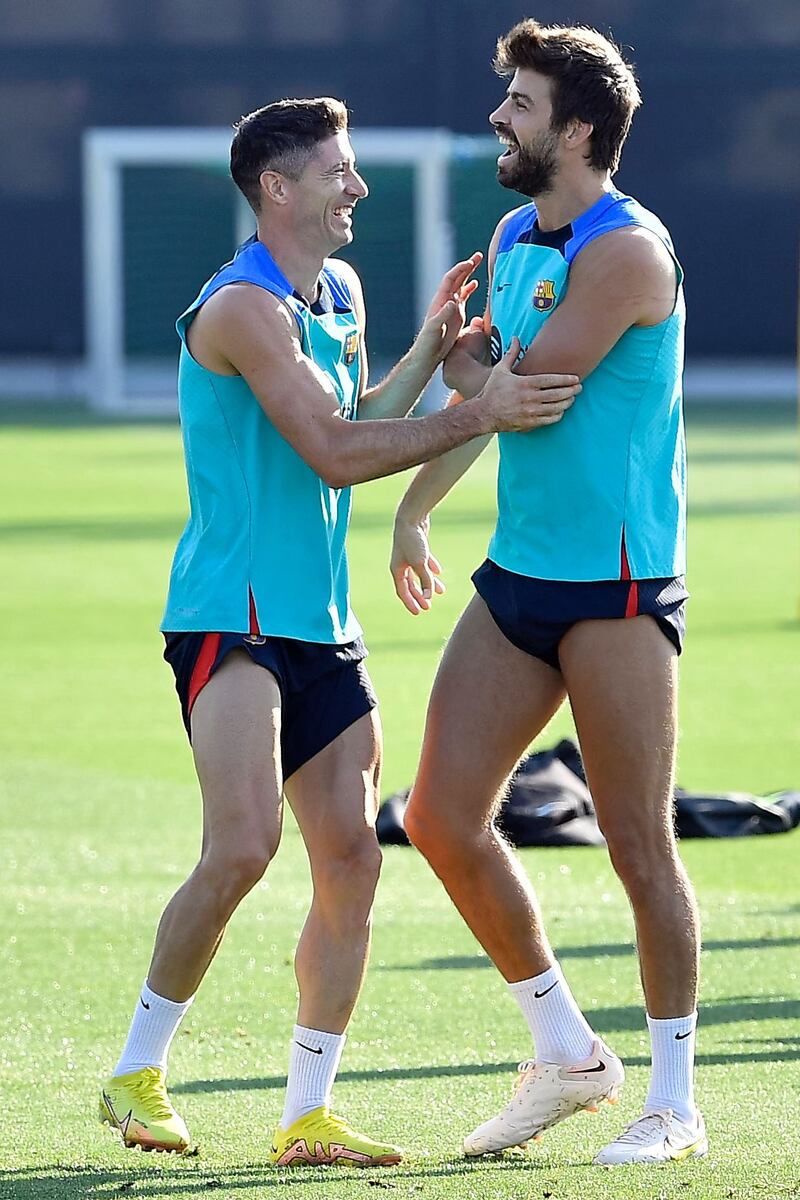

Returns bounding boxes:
[162,632,378,781]
[472,559,688,671]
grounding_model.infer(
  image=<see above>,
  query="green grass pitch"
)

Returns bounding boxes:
[1,401,798,1199]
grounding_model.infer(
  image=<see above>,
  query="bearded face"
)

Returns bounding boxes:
[494,123,561,198]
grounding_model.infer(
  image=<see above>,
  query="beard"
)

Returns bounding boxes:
[497,127,560,198]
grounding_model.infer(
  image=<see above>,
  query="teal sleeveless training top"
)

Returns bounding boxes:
[161,236,363,642]
[487,188,686,582]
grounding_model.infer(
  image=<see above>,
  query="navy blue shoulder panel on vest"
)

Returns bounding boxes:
[563,189,678,266]
[496,206,537,254]
[321,260,355,315]
[518,220,574,254]
[177,238,308,341]
[494,189,678,272]
[201,236,294,304]
[176,241,360,347]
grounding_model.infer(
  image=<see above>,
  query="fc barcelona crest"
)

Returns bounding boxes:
[532,280,556,311]
[344,332,359,366]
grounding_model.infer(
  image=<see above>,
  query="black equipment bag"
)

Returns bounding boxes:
[376,739,800,848]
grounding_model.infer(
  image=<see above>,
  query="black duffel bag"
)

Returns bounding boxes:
[376,738,800,848]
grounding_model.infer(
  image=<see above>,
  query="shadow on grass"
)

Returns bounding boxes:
[0,401,176,428]
[684,401,794,430]
[687,618,800,636]
[0,517,182,542]
[392,935,800,972]
[357,496,800,525]
[173,1032,800,1098]
[689,449,797,465]
[0,1156,547,1198]
[352,507,492,532]
[688,497,798,518]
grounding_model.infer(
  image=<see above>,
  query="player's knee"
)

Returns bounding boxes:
[317,829,383,900]
[200,838,277,907]
[602,819,673,898]
[404,794,458,862]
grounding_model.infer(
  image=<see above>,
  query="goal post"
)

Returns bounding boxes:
[82,127,463,415]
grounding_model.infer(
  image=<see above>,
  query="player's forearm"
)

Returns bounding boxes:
[323,397,493,488]
[395,434,492,523]
[357,341,439,420]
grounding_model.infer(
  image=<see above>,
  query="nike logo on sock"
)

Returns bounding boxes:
[675,1030,692,1040]
[534,981,559,999]
[140,998,150,1010]
[296,1041,324,1055]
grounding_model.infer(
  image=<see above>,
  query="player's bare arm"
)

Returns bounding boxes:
[391,208,574,613]
[440,208,522,400]
[340,254,484,420]
[446,223,678,393]
[187,283,580,489]
[514,226,678,378]
[390,422,494,614]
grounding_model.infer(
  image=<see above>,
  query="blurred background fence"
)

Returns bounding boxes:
[1,0,798,402]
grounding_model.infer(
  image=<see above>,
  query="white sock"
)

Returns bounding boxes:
[113,981,193,1077]
[280,1024,346,1128]
[508,964,596,1065]
[644,1010,698,1125]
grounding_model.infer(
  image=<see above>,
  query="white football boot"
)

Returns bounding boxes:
[463,1038,624,1156]
[593,1108,707,1165]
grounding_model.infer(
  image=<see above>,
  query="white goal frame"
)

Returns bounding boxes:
[83,127,466,415]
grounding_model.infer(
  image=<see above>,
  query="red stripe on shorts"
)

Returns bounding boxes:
[248,588,261,636]
[625,581,640,619]
[187,633,221,715]
[620,530,639,617]
[620,530,631,581]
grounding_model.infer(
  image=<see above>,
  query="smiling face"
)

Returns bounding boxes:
[490,68,562,198]
[286,131,369,253]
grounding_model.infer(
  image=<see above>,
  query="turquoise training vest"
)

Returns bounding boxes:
[487,188,686,582]
[161,236,363,642]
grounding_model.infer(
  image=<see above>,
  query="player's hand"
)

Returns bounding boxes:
[417,253,483,365]
[442,316,491,391]
[390,512,446,615]
[480,338,581,433]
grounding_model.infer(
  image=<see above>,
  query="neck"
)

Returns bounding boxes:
[532,170,612,231]
[256,223,324,303]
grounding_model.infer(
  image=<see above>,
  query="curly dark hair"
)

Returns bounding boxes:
[494,19,641,173]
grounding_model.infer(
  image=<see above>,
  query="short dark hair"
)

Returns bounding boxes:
[230,97,349,212]
[494,20,641,173]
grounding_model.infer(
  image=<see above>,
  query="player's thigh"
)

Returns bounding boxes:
[559,614,678,833]
[190,648,284,856]
[284,708,382,874]
[413,595,567,822]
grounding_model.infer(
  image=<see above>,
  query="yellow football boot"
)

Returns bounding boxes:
[99,1067,191,1153]
[268,1106,403,1167]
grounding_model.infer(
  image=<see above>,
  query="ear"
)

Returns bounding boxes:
[259,169,290,207]
[563,119,594,151]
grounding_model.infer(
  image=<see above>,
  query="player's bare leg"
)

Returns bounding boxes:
[269,709,402,1166]
[405,596,622,1155]
[284,708,383,1035]
[559,615,704,1162]
[559,616,699,1017]
[404,596,565,980]
[148,650,284,1001]
[102,650,284,1151]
